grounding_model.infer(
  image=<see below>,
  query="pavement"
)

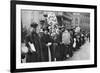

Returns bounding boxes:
[69,40,90,60]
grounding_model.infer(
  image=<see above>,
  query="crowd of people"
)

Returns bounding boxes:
[21,23,90,63]
[21,12,90,63]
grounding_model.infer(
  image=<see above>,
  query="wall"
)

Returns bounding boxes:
[0,0,99,73]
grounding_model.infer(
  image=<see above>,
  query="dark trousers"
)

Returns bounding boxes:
[42,45,55,62]
[42,46,49,61]
[26,52,38,62]
[61,44,73,60]
[52,43,63,61]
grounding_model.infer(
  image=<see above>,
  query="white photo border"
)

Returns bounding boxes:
[16,4,95,69]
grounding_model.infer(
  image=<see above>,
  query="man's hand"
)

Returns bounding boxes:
[46,42,52,46]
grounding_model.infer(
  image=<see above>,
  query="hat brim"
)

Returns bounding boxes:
[31,23,38,28]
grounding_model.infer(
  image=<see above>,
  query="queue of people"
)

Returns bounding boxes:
[21,22,90,63]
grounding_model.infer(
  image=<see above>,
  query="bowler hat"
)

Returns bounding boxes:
[31,23,38,28]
